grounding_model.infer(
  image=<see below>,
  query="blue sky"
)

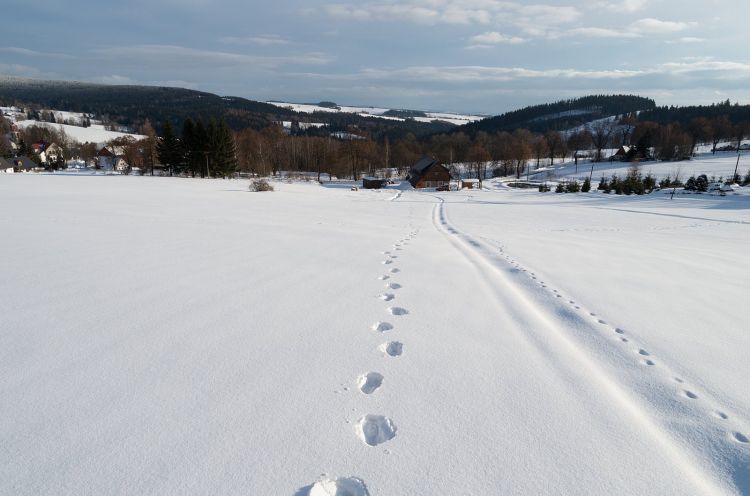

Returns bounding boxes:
[2,0,749,114]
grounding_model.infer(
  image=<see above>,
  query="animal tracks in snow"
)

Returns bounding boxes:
[450,219,750,459]
[379,293,396,302]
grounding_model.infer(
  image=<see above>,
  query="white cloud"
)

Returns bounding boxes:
[0,47,73,58]
[629,18,695,33]
[598,0,647,13]
[469,31,526,46]
[667,37,706,44]
[321,1,580,28]
[564,27,639,39]
[92,45,332,69]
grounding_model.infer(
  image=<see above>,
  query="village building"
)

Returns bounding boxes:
[407,157,452,189]
[97,145,128,171]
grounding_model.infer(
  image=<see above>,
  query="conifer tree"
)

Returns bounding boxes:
[157,121,183,176]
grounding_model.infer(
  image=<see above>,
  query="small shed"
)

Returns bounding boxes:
[362,177,387,189]
[407,157,452,189]
[461,178,480,189]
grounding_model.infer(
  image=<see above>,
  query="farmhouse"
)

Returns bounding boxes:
[407,157,452,189]
[97,145,128,171]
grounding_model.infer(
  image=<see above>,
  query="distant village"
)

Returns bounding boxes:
[0,105,159,174]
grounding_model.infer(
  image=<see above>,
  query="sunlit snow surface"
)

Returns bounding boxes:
[1,173,749,495]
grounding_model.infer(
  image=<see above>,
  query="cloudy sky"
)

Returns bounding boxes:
[2,0,749,113]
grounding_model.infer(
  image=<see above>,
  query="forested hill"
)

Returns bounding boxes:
[457,95,656,135]
[0,77,453,138]
[637,100,750,125]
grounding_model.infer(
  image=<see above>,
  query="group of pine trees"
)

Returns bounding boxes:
[157,118,237,178]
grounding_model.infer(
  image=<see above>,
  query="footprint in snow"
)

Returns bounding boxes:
[387,283,402,290]
[643,359,655,366]
[372,322,393,333]
[390,268,400,274]
[355,415,396,447]
[638,349,650,356]
[301,477,370,496]
[357,372,384,394]
[714,411,728,420]
[379,293,396,302]
[379,341,403,357]
[379,275,390,281]
[382,260,393,265]
[598,319,607,325]
[615,328,625,334]
[388,307,409,316]
[732,432,748,444]
[684,390,698,399]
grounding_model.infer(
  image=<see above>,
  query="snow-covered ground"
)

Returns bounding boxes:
[14,120,146,145]
[1,175,749,495]
[266,101,486,126]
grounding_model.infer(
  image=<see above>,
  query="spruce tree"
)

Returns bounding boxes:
[157,121,183,177]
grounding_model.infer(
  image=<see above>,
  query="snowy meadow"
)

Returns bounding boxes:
[1,174,749,495]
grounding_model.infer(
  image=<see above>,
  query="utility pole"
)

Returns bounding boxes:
[733,148,741,183]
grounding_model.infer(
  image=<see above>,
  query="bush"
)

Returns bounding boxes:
[538,183,551,192]
[581,177,591,192]
[643,173,656,192]
[566,180,581,193]
[598,177,610,192]
[696,174,709,192]
[555,183,565,193]
[250,179,274,192]
[743,170,750,186]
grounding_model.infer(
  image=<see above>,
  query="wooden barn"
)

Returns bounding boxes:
[407,157,452,189]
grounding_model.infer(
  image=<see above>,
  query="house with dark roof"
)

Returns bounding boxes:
[0,157,14,172]
[7,156,40,172]
[407,157,452,189]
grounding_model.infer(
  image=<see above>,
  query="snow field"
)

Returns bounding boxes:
[1,175,748,495]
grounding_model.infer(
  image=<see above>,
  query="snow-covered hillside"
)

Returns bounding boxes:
[525,149,750,184]
[1,174,748,495]
[266,101,486,126]
[15,120,146,145]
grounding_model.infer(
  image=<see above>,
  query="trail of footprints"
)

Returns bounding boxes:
[496,247,750,447]
[306,229,419,493]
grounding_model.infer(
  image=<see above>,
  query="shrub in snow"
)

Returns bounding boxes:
[743,170,750,186]
[696,174,709,192]
[598,177,610,192]
[538,183,551,192]
[555,183,565,193]
[250,179,274,192]
[566,180,580,193]
[581,177,591,192]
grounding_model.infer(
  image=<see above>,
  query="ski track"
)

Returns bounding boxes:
[430,194,749,495]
